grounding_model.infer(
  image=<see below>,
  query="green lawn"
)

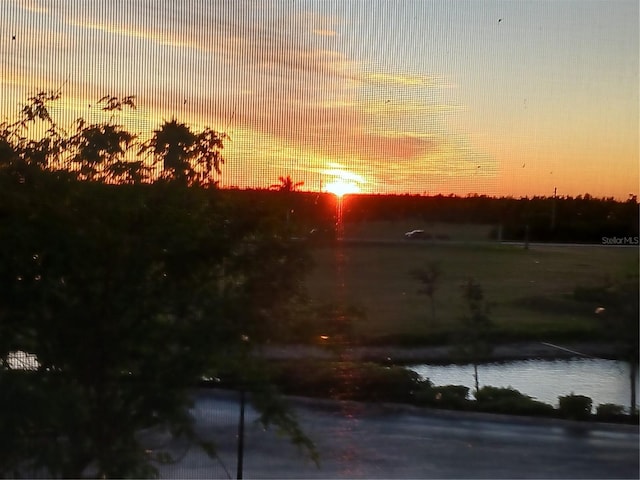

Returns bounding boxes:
[304,238,638,344]
[343,220,495,242]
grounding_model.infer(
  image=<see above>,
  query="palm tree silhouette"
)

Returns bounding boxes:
[271,175,304,192]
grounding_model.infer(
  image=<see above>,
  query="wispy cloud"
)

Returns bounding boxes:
[359,72,449,88]
[4,0,495,194]
[363,101,463,116]
[66,19,191,49]
[14,0,48,14]
[313,28,336,37]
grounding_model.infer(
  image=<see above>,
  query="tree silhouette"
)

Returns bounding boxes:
[269,175,305,229]
[271,175,304,192]
[411,261,441,322]
[0,91,228,187]
[602,274,639,414]
[574,272,639,413]
[68,120,139,182]
[454,279,494,394]
[139,117,227,186]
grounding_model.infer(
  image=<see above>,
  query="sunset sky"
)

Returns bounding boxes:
[1,0,638,198]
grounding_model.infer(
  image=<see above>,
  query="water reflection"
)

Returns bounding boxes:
[408,358,639,410]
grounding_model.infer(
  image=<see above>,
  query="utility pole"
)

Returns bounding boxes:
[236,388,245,480]
[551,187,557,230]
[237,334,249,480]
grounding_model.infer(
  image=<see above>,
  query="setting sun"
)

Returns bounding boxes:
[324,180,361,197]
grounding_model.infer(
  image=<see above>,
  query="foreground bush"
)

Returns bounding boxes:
[596,403,625,416]
[559,394,593,420]
[0,93,316,477]
[474,386,555,416]
[594,403,638,423]
[414,384,471,410]
[269,360,425,403]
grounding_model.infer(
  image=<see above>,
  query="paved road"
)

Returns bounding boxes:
[152,389,639,479]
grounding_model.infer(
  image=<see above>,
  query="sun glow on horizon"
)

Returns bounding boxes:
[324,179,361,197]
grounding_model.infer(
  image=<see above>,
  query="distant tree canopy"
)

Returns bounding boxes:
[0,92,314,477]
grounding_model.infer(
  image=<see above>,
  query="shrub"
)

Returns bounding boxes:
[413,383,437,405]
[354,363,423,402]
[474,385,524,402]
[559,394,593,420]
[595,403,628,422]
[475,386,555,416]
[415,384,471,409]
[269,360,424,402]
[596,403,625,416]
[271,360,339,398]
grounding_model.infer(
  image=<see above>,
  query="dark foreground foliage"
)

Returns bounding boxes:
[0,93,316,478]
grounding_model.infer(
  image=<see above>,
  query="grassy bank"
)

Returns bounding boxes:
[304,238,637,345]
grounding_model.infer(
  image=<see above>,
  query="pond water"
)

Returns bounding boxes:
[408,358,639,411]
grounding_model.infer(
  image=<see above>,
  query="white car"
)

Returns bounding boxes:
[404,229,427,239]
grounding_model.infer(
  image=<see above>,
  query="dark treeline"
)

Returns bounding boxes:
[342,193,639,243]
[222,189,639,243]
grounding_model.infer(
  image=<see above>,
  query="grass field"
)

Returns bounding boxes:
[304,228,638,345]
[343,220,495,242]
